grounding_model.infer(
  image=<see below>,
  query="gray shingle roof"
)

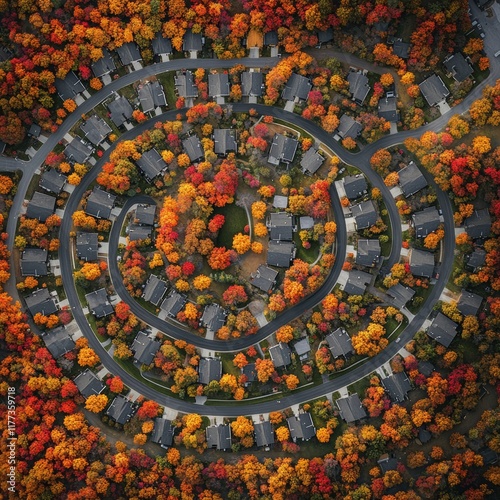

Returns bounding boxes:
[464,209,491,239]
[399,161,427,197]
[198,357,222,385]
[64,138,93,164]
[381,372,412,403]
[151,418,174,447]
[174,71,198,99]
[412,207,440,238]
[91,48,116,77]
[419,74,450,106]
[213,129,237,155]
[106,395,136,425]
[351,200,379,230]
[281,73,312,101]
[160,291,186,317]
[393,40,410,58]
[201,303,227,333]
[242,363,256,383]
[43,326,75,359]
[347,72,370,105]
[25,288,57,317]
[336,393,367,422]
[344,175,367,200]
[40,169,67,195]
[268,133,298,166]
[138,81,167,113]
[132,331,161,365]
[457,289,483,317]
[344,270,372,295]
[254,421,274,447]
[269,342,292,368]
[299,216,314,229]
[467,248,486,270]
[136,149,168,181]
[338,114,363,139]
[273,196,288,209]
[107,96,134,127]
[74,369,105,398]
[356,239,381,267]
[378,96,399,122]
[142,274,167,306]
[85,288,114,318]
[387,283,415,309]
[80,115,112,146]
[444,53,473,82]
[409,248,435,278]
[267,241,295,268]
[85,187,116,219]
[293,338,311,358]
[182,135,204,162]
[241,71,263,97]
[152,33,172,56]
[21,248,48,276]
[317,28,334,45]
[26,191,56,222]
[251,265,278,293]
[300,148,324,174]
[206,424,231,450]
[264,31,278,46]
[427,312,458,347]
[209,73,230,98]
[135,204,156,226]
[287,413,316,440]
[116,42,141,65]
[378,455,399,473]
[55,71,85,100]
[183,29,203,52]
[326,328,354,358]
[269,212,293,241]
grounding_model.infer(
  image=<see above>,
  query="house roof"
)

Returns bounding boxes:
[427,312,458,347]
[251,265,278,293]
[347,71,370,105]
[269,342,292,368]
[107,96,134,127]
[267,240,295,268]
[399,161,427,197]
[198,357,222,385]
[418,360,435,377]
[0,46,12,62]
[138,81,167,113]
[136,148,168,181]
[344,174,367,200]
[412,207,440,238]
[106,395,136,425]
[209,73,230,98]
[86,187,116,219]
[419,74,450,106]
[40,169,67,195]
[287,413,316,440]
[160,291,186,317]
[142,274,168,306]
[43,326,75,359]
[378,455,399,473]
[457,289,483,317]
[116,42,141,65]
[273,195,288,209]
[338,114,363,139]
[387,283,415,309]
[242,363,256,383]
[76,232,98,262]
[356,239,381,267]
[293,338,311,357]
[409,248,435,278]
[282,73,312,101]
[418,428,432,443]
[64,138,93,164]
[467,248,486,270]
[26,191,56,222]
[20,248,48,276]
[444,53,473,82]
[132,331,161,365]
[241,71,263,97]
[393,40,410,59]
[351,200,379,230]
[85,288,114,318]
[201,303,227,333]
[25,288,57,317]
[28,123,41,138]
[135,204,156,226]
[326,328,354,358]
[317,28,334,45]
[299,216,314,229]
[182,135,204,162]
[213,129,237,155]
[206,424,231,450]
[264,31,278,46]
[128,225,152,242]
[80,115,112,146]
[183,29,203,52]
[300,148,324,174]
[152,33,172,56]
[268,133,298,166]
[269,212,293,241]
[336,393,367,423]
[378,96,399,122]
[174,71,198,98]
[91,48,116,77]
[151,418,174,447]
[381,372,412,403]
[74,369,105,399]
[55,71,85,100]
[464,209,491,239]
[344,270,372,296]
[254,421,274,447]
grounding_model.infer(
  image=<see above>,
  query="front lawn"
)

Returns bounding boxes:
[214,203,248,249]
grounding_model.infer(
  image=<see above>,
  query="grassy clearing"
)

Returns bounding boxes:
[157,72,176,108]
[348,374,372,397]
[293,233,319,263]
[220,353,240,377]
[214,203,248,249]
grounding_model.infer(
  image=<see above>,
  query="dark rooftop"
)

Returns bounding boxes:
[412,207,440,238]
[399,161,427,197]
[378,96,399,122]
[347,71,370,105]
[174,71,198,99]
[464,209,491,239]
[25,288,57,317]
[336,393,367,423]
[107,96,134,128]
[356,239,381,267]
[444,53,473,83]
[21,248,48,277]
[199,357,222,385]
[419,74,450,107]
[241,71,263,97]
[344,174,367,200]
[267,240,295,268]
[64,138,93,164]
[251,265,278,293]
[254,420,274,447]
[300,148,324,175]
[43,326,75,359]
[142,274,168,306]
[132,331,161,366]
[85,187,116,219]
[55,71,85,101]
[264,31,278,46]
[116,42,142,65]
[40,169,67,195]
[344,270,372,296]
[269,342,292,368]
[206,424,231,450]
[213,129,237,155]
[200,303,227,333]
[457,289,483,317]
[293,338,311,359]
[208,73,230,98]
[85,288,114,318]
[269,212,293,241]
[351,200,379,230]
[182,135,204,162]
[136,148,168,181]
[26,191,56,222]
[281,73,312,102]
[337,114,363,139]
[138,81,167,113]
[381,372,412,403]
[326,328,354,358]
[91,48,116,78]
[183,29,203,52]
[268,133,298,166]
[427,312,458,347]
[287,413,316,441]
[74,369,105,399]
[106,395,136,425]
[467,248,486,270]
[80,115,112,146]
[160,291,186,318]
[409,248,435,278]
[393,40,411,59]
[135,204,156,226]
[152,33,172,56]
[151,418,174,447]
[387,283,415,309]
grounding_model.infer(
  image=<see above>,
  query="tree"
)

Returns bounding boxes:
[251,201,267,220]
[255,358,275,383]
[222,285,248,307]
[108,376,124,393]
[276,325,294,343]
[137,400,161,420]
[370,149,392,176]
[276,426,290,442]
[193,275,211,291]
[232,233,251,254]
[285,374,299,390]
[233,352,248,369]
[316,427,332,443]
[85,394,108,413]
[78,347,100,367]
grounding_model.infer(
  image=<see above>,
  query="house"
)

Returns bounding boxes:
[128,224,152,242]
[107,96,134,128]
[344,270,372,296]
[381,372,412,403]
[135,204,156,226]
[174,71,198,99]
[418,360,435,377]
[356,239,381,267]
[136,149,168,182]
[480,449,499,465]
[399,161,428,197]
[273,195,288,210]
[467,248,486,271]
[213,129,237,156]
[106,395,137,425]
[412,207,440,238]
[419,74,450,107]
[269,342,292,368]
[387,283,415,309]
[336,393,367,423]
[293,338,311,361]
[378,96,399,122]
[42,326,75,359]
[267,240,295,268]
[85,288,114,318]
[198,358,222,385]
[200,303,227,333]
[160,291,186,318]
[138,81,167,113]
[241,72,263,98]
[151,418,175,448]
[444,53,473,83]
[40,169,67,195]
[281,73,312,102]
[183,29,203,55]
[91,48,116,78]
[0,45,12,62]
[316,28,334,46]
[142,274,168,306]
[206,424,231,450]
[268,212,293,241]
[299,216,314,230]
[208,73,230,100]
[457,289,483,317]
[351,200,379,230]
[326,328,354,358]
[287,413,316,441]
[268,133,298,166]
[393,40,411,59]
[28,123,41,139]
[264,31,278,47]
[55,71,85,100]
[300,148,324,175]
[251,265,278,293]
[74,369,105,399]
[76,232,99,262]
[182,135,204,163]
[427,312,458,347]
[254,420,274,447]
[242,363,256,385]
[464,209,491,239]
[25,288,57,317]
[347,71,370,105]
[80,115,112,147]
[64,138,93,164]
[343,174,367,200]
[131,331,161,365]
[152,33,172,59]
[409,248,435,278]
[26,191,56,222]
[378,454,399,473]
[20,248,49,276]
[337,114,363,140]
[116,42,142,66]
[85,187,116,219]
[418,428,432,444]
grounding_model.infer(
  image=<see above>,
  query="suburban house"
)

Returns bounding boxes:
[26,191,56,222]
[443,53,473,82]
[106,395,137,425]
[326,328,354,359]
[267,241,296,268]
[0,45,12,62]
[419,74,450,107]
[293,338,311,361]
[316,28,334,46]
[85,187,116,219]
[137,81,167,113]
[39,169,67,195]
[336,393,367,423]
[268,212,293,241]
[152,32,172,61]
[351,200,379,230]
[264,31,278,47]
[241,71,263,101]
[25,288,57,317]
[356,239,381,267]
[392,39,411,59]
[464,209,491,239]
[457,289,483,317]
[74,369,105,399]
[378,455,399,473]
[300,147,324,175]
[20,248,49,276]
[381,372,412,403]
[268,133,298,166]
[242,363,256,385]
[409,248,435,278]
[208,73,230,102]
[64,138,93,164]
[386,283,415,309]
[427,312,458,347]
[160,291,186,318]
[299,216,314,230]
[213,129,237,156]
[116,42,142,67]
[287,413,316,441]
[80,115,112,147]
[281,73,312,102]
[343,270,372,296]
[142,274,168,306]
[254,420,274,448]
[42,326,75,359]
[151,418,175,448]
[398,161,428,197]
[107,96,134,128]
[273,195,288,210]
[174,71,198,99]
[131,331,161,366]
[378,96,399,122]
[347,71,370,105]
[128,223,152,242]
[136,149,168,182]
[198,357,223,385]
[200,303,227,334]
[206,424,231,450]
[28,123,41,139]
[269,342,292,368]
[85,288,114,318]
[344,174,367,200]
[135,204,156,226]
[182,29,203,57]
[412,207,441,238]
[55,71,85,100]
[337,114,363,140]
[251,265,278,293]
[467,248,486,271]
[182,135,204,163]
[91,49,116,78]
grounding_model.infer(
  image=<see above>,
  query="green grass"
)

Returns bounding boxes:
[407,284,434,314]
[220,353,240,377]
[25,173,41,201]
[377,200,393,257]
[347,374,372,397]
[157,72,176,108]
[214,203,248,249]
[293,233,319,263]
